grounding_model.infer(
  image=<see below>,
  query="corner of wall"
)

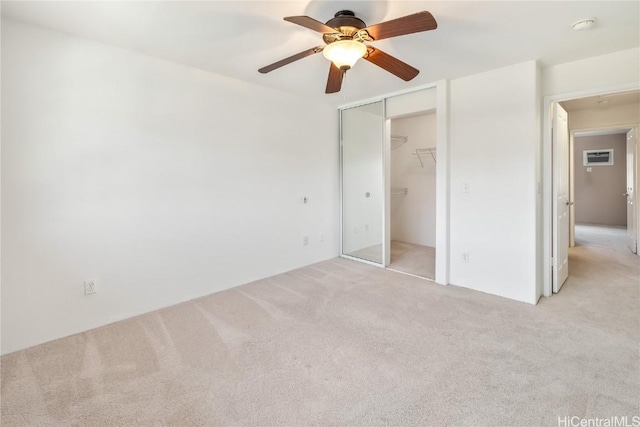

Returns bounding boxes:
[534,60,544,303]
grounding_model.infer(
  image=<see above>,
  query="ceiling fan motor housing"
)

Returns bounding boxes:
[325,10,366,37]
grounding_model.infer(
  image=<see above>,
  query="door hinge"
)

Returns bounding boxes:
[551,257,556,269]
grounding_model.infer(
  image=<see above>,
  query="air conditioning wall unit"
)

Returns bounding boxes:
[583,149,614,166]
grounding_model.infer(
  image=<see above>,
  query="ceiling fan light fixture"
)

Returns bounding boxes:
[322,40,367,70]
[259,10,438,93]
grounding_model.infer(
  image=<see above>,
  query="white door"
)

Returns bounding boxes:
[626,128,637,254]
[553,103,570,292]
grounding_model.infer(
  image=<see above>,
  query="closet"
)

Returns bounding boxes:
[389,112,437,279]
[340,85,444,282]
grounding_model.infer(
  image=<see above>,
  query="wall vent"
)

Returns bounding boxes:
[583,149,613,166]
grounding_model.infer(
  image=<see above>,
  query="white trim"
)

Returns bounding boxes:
[386,268,436,282]
[339,99,386,111]
[545,82,640,104]
[542,82,640,297]
[339,109,344,258]
[632,127,640,254]
[569,131,576,248]
[572,124,637,135]
[340,254,386,268]
[338,82,439,110]
[435,79,450,286]
[383,114,391,267]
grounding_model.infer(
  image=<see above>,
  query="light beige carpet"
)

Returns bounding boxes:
[389,240,435,279]
[2,225,639,426]
[345,243,383,264]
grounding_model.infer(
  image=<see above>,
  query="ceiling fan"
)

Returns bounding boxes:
[258,10,437,94]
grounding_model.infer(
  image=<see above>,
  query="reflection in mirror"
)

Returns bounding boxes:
[341,101,384,264]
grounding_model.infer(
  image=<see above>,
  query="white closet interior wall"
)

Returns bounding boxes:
[390,113,437,247]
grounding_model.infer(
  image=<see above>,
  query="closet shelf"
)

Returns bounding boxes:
[412,147,437,167]
[391,135,408,150]
[391,187,408,195]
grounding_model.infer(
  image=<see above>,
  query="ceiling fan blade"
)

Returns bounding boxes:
[364,11,437,41]
[284,16,337,34]
[364,48,419,81]
[258,46,324,74]
[325,63,344,94]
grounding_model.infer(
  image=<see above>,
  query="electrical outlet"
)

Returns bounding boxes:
[319,233,325,243]
[302,236,309,246]
[84,281,96,295]
[462,183,470,193]
[365,224,369,232]
[461,252,470,263]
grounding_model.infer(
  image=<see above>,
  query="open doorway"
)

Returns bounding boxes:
[571,129,629,240]
[388,112,437,279]
[546,89,639,296]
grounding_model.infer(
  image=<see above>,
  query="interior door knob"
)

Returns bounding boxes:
[566,201,574,206]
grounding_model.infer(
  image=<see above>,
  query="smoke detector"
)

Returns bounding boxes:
[572,18,597,31]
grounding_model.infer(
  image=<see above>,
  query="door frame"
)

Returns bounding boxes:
[626,127,639,254]
[542,82,640,297]
[569,125,638,249]
[338,80,450,285]
[552,102,570,293]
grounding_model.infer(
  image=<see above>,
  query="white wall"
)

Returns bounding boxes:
[542,48,640,97]
[386,89,437,118]
[534,63,543,302]
[1,19,339,354]
[449,61,539,304]
[390,114,437,247]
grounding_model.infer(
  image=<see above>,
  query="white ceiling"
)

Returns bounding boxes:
[2,1,639,105]
[561,90,640,112]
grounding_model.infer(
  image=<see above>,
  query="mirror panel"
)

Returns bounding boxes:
[341,101,384,264]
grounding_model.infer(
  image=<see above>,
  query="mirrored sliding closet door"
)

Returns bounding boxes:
[341,101,384,264]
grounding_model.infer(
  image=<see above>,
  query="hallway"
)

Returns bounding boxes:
[539,224,639,340]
